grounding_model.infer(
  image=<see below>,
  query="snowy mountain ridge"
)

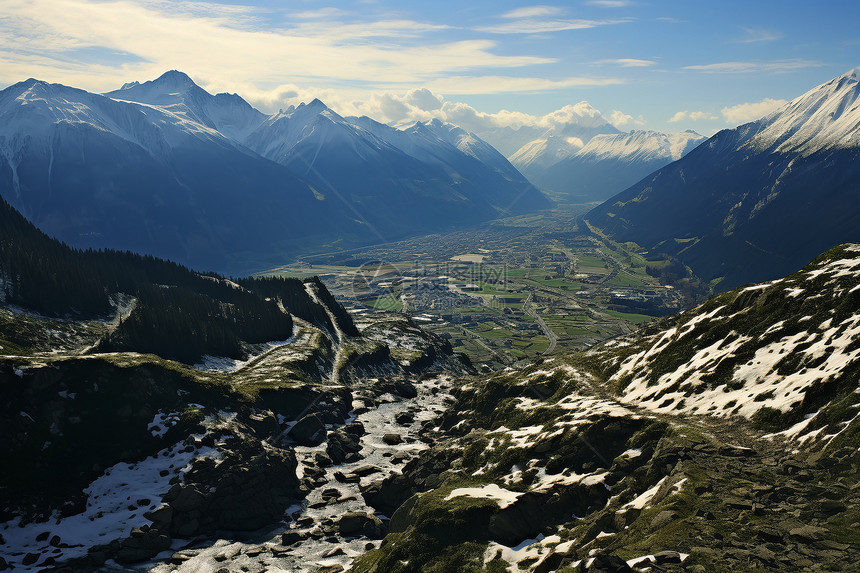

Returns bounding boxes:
[585,67,860,292]
[574,130,705,163]
[747,67,860,155]
[105,70,267,142]
[0,78,234,163]
[507,135,585,172]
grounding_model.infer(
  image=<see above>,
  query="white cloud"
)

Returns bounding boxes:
[586,0,632,6]
[478,17,629,34]
[0,0,554,96]
[720,98,787,124]
[283,86,614,150]
[423,74,624,94]
[500,6,565,19]
[689,111,717,121]
[738,27,781,43]
[669,110,717,123]
[289,7,348,19]
[683,59,821,73]
[609,109,644,127]
[597,58,656,67]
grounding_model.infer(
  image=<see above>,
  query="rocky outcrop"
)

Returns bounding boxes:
[161,433,300,537]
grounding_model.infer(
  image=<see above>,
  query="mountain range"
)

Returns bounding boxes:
[0,71,549,273]
[489,102,707,203]
[586,67,860,292]
[512,129,706,202]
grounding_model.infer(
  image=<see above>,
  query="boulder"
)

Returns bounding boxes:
[650,510,678,530]
[586,553,632,572]
[353,465,381,477]
[383,433,403,445]
[327,428,363,465]
[338,512,385,538]
[653,550,682,564]
[289,414,327,446]
[281,531,303,546]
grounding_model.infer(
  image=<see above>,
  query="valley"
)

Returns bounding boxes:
[1,52,860,573]
[259,205,697,369]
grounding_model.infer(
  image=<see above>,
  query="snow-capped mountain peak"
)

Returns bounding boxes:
[105,70,265,141]
[576,130,706,163]
[748,67,860,155]
[508,135,584,171]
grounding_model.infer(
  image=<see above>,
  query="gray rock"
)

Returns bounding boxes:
[144,504,174,526]
[789,525,827,542]
[165,485,206,512]
[650,510,678,530]
[586,553,632,572]
[353,465,381,477]
[289,414,327,446]
[338,512,384,538]
[653,550,682,564]
[281,531,303,546]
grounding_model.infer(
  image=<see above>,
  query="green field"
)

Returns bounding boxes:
[601,309,653,324]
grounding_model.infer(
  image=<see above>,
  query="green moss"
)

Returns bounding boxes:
[179,406,205,425]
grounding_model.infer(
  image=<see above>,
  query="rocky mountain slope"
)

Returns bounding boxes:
[586,68,860,291]
[0,71,549,274]
[349,244,860,572]
[0,196,473,571]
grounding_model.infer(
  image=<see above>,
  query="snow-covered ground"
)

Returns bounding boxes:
[0,439,218,571]
[87,374,458,573]
[192,336,295,373]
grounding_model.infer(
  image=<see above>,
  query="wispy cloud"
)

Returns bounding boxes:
[683,59,821,73]
[0,0,558,97]
[586,1,632,7]
[478,17,629,34]
[500,5,565,19]
[669,110,717,122]
[738,27,782,43]
[721,98,787,124]
[422,74,624,95]
[596,58,656,67]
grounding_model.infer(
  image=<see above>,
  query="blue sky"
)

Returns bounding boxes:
[2,0,858,135]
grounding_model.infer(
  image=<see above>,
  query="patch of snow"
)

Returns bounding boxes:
[193,335,295,372]
[445,484,523,509]
[148,411,180,438]
[0,440,214,570]
[624,476,669,510]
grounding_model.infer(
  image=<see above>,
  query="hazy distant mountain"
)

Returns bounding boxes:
[586,68,860,291]
[243,101,550,237]
[517,130,705,202]
[476,101,620,157]
[0,76,340,273]
[349,116,546,212]
[0,71,550,272]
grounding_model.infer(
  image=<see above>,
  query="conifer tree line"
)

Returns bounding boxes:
[0,197,355,363]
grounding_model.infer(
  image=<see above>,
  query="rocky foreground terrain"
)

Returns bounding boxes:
[351,244,860,572]
[1,245,860,572]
